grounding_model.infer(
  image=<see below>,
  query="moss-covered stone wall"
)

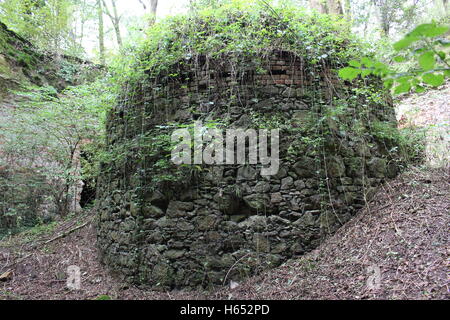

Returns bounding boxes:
[96,48,400,289]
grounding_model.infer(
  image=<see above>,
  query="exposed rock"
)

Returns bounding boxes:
[281,176,294,190]
[293,157,316,178]
[367,157,387,178]
[142,205,165,218]
[237,166,258,180]
[270,192,283,204]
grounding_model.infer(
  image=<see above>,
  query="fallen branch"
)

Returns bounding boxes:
[223,253,251,286]
[1,220,91,272]
[42,221,90,245]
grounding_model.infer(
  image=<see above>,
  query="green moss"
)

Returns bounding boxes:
[0,55,11,76]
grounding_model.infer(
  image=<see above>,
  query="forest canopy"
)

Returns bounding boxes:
[0,0,448,63]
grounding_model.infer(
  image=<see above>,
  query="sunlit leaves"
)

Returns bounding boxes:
[372,61,390,77]
[394,23,450,51]
[383,79,394,89]
[338,57,390,81]
[415,85,425,93]
[393,36,419,51]
[339,22,450,95]
[361,69,372,77]
[418,51,435,71]
[422,73,445,87]
[409,23,449,38]
[338,67,360,80]
[393,55,405,62]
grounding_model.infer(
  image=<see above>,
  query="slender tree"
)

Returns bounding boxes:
[97,0,105,64]
[309,0,343,15]
[327,0,343,15]
[138,0,159,25]
[342,0,352,21]
[309,0,327,13]
[102,0,122,48]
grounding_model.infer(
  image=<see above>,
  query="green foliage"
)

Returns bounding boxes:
[0,0,78,53]
[110,0,361,86]
[338,22,450,94]
[1,77,115,219]
[371,121,426,165]
[0,167,50,238]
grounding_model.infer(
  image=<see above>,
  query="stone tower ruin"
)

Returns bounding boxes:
[96,12,400,289]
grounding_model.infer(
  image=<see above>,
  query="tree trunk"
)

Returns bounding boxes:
[327,0,343,15]
[309,0,327,13]
[110,0,122,48]
[97,0,105,64]
[310,0,343,15]
[102,0,122,49]
[342,0,352,21]
[112,22,122,48]
[149,0,158,25]
[138,0,159,26]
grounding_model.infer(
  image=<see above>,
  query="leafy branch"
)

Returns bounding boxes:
[339,22,450,94]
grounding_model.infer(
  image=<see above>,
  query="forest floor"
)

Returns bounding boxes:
[0,85,448,300]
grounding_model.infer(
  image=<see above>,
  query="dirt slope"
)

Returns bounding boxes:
[0,215,205,300]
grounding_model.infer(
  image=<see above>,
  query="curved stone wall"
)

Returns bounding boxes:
[96,50,399,288]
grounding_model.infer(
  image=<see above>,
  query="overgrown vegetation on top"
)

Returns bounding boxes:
[110,0,363,86]
[96,2,429,202]
[100,2,374,189]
